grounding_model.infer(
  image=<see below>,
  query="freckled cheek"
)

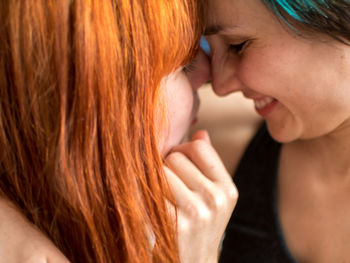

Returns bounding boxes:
[168,90,194,127]
[168,104,191,126]
[238,56,269,89]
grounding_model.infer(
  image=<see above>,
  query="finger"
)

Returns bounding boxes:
[166,199,194,235]
[164,165,196,210]
[164,166,209,216]
[192,130,211,144]
[171,140,229,183]
[165,151,214,193]
[165,199,176,221]
[165,152,235,213]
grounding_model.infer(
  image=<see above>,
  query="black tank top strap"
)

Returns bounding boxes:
[219,122,296,263]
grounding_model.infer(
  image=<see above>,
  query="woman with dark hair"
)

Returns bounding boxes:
[0,0,236,262]
[203,0,350,262]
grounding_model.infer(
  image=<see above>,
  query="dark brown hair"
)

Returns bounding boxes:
[263,0,350,44]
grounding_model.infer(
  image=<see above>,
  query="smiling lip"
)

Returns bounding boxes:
[253,96,278,117]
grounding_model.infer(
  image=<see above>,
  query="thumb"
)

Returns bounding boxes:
[192,130,211,145]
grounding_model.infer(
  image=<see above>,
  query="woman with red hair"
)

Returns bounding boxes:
[0,0,236,262]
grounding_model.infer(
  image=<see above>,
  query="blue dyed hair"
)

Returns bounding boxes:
[263,0,350,43]
[264,0,327,22]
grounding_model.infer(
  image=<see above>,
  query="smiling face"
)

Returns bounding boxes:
[206,0,350,142]
[160,50,210,155]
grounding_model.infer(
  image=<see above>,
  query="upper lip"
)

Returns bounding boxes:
[242,92,272,101]
[242,92,260,100]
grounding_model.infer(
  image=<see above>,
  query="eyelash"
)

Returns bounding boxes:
[183,59,197,73]
[228,41,247,54]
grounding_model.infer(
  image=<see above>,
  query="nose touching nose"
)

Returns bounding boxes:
[186,49,211,91]
[200,37,243,96]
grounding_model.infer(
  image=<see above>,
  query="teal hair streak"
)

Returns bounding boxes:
[264,0,328,22]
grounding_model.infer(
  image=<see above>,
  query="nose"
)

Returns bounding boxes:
[185,49,211,91]
[210,43,243,96]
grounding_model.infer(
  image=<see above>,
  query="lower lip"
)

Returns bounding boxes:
[255,99,278,117]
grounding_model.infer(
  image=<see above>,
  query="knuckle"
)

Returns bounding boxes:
[213,192,227,210]
[185,202,211,224]
[191,139,209,154]
[203,188,224,211]
[165,151,180,161]
[195,208,211,225]
[227,183,239,205]
[177,217,190,233]
[204,183,238,212]
[165,151,184,164]
[183,200,197,215]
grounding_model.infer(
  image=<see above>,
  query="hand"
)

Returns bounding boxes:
[0,199,70,263]
[164,130,238,263]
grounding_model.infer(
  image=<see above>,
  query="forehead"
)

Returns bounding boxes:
[205,0,278,36]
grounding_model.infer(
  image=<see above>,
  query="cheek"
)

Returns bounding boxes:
[239,46,350,139]
[167,92,193,131]
[160,75,195,155]
[239,45,302,99]
[165,75,194,129]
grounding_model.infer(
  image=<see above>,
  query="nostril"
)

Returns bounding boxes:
[212,77,243,96]
[212,83,229,97]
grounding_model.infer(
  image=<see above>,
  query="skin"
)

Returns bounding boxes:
[205,0,350,262]
[0,50,237,263]
[163,50,237,263]
[165,130,237,263]
[189,88,261,174]
[206,0,350,143]
[0,199,69,263]
[161,50,210,155]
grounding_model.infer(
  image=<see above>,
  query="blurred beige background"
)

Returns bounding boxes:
[190,84,262,174]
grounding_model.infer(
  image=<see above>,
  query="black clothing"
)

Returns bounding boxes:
[219,123,297,263]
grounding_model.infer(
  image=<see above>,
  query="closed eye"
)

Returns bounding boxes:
[183,58,197,74]
[228,41,247,54]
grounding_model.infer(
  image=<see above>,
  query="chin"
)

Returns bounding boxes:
[265,121,301,143]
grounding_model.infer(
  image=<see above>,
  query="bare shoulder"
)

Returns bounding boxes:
[190,85,262,175]
[0,199,70,263]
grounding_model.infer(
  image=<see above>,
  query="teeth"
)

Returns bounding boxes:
[254,97,274,110]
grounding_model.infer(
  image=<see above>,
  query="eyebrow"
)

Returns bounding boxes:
[204,24,238,36]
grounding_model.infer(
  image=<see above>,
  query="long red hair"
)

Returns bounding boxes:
[0,0,203,262]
